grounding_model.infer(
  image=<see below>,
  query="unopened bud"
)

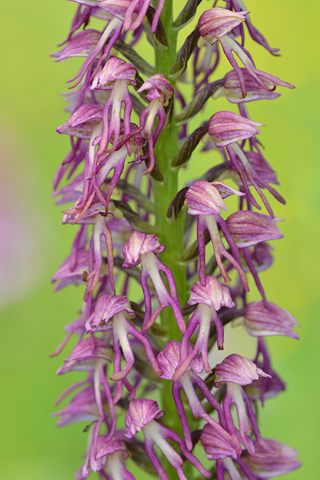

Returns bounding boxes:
[208,111,263,147]
[198,8,248,45]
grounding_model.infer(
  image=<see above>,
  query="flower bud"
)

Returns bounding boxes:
[208,111,263,147]
[91,56,136,90]
[188,275,234,310]
[57,338,113,374]
[56,104,102,138]
[214,354,270,387]
[185,180,227,216]
[200,423,238,461]
[137,74,174,105]
[157,340,203,380]
[244,301,299,339]
[87,293,134,331]
[198,8,248,45]
[226,211,284,248]
[122,232,166,267]
[52,29,101,62]
[221,68,281,103]
[124,399,164,438]
[243,438,301,478]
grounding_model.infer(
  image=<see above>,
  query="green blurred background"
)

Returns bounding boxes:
[0,0,318,478]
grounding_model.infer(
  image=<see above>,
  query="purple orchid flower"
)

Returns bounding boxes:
[61,124,144,223]
[185,179,249,290]
[122,231,186,333]
[208,110,286,217]
[242,437,302,478]
[244,301,300,339]
[53,383,109,427]
[157,340,240,454]
[198,8,294,98]
[90,57,137,155]
[56,335,117,455]
[96,435,135,480]
[214,354,271,455]
[86,293,162,403]
[52,29,102,62]
[137,74,174,174]
[125,398,211,480]
[68,14,124,89]
[177,276,235,375]
[215,68,282,103]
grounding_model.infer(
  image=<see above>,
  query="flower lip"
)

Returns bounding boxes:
[198,8,248,45]
[208,111,263,147]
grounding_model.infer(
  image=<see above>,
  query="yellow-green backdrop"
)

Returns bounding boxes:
[1,1,318,478]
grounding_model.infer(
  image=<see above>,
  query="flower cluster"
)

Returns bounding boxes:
[52,1,300,479]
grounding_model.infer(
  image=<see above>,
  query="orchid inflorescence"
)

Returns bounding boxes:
[51,1,300,479]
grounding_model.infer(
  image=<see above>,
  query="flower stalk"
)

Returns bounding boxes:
[153,0,187,338]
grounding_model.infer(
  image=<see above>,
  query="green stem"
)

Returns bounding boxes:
[154,0,184,342]
[152,2,195,479]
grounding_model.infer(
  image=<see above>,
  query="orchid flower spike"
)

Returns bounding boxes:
[51,1,299,477]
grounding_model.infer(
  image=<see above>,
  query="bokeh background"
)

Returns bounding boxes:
[1,0,319,478]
